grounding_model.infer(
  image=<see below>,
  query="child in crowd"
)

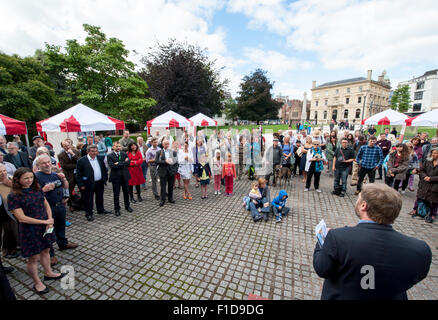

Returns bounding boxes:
[198,155,211,199]
[249,181,262,200]
[271,190,290,223]
[222,152,237,196]
[212,150,222,195]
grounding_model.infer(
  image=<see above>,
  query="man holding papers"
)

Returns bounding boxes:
[313,183,432,300]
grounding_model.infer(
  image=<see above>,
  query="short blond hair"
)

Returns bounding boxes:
[360,184,402,224]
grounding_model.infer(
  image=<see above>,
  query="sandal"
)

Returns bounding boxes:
[188,196,192,200]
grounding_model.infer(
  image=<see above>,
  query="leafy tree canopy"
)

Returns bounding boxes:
[139,39,228,118]
[391,84,411,113]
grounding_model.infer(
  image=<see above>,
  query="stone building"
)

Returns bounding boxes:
[310,70,391,125]
[276,95,310,125]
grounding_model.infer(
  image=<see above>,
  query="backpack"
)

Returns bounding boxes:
[248,165,255,180]
[417,200,430,218]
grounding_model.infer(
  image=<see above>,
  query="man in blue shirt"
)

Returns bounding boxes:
[355,136,383,195]
[35,155,78,265]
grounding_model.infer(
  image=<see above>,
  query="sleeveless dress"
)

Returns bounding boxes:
[300,147,311,172]
[128,151,146,186]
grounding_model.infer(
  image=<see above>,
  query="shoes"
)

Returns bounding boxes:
[184,196,187,200]
[168,199,175,204]
[218,191,221,195]
[188,196,192,200]
[253,215,262,222]
[59,242,78,251]
[131,198,137,203]
[50,256,58,266]
[263,213,269,222]
[86,215,94,222]
[137,195,143,202]
[376,177,382,180]
[425,215,434,223]
[155,195,161,200]
[98,210,112,215]
[4,252,19,259]
[159,201,165,207]
[66,221,72,227]
[331,191,339,196]
[44,272,68,281]
[3,266,14,274]
[115,209,121,216]
[33,285,49,295]
[125,207,133,212]
[339,192,345,197]
[304,188,309,192]
[276,216,282,223]
[316,189,322,193]
[400,190,406,195]
[408,187,415,192]
[355,190,360,195]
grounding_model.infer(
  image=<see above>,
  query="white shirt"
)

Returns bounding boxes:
[87,155,102,181]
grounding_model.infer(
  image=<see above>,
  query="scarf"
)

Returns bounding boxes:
[312,147,324,173]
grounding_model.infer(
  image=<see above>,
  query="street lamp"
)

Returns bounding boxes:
[360,90,370,131]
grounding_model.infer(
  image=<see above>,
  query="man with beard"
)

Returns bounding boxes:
[313,183,432,300]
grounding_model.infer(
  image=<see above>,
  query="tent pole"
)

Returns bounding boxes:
[25,133,30,149]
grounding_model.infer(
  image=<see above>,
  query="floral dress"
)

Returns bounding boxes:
[7,188,54,258]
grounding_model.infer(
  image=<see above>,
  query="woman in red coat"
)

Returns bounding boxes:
[127,142,146,202]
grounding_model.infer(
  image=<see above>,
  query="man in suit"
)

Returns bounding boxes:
[155,139,178,207]
[58,139,81,210]
[107,141,133,216]
[313,183,432,300]
[75,145,112,221]
[4,142,31,169]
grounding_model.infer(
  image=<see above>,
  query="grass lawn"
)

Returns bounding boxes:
[110,124,437,142]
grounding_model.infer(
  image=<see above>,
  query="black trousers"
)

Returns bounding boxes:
[129,185,141,200]
[293,156,301,175]
[357,167,376,191]
[112,178,130,210]
[49,203,68,257]
[306,162,321,189]
[0,219,19,256]
[160,174,175,201]
[385,176,403,191]
[80,180,105,216]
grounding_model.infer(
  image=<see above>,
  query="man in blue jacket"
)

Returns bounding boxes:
[271,190,290,223]
[313,183,431,300]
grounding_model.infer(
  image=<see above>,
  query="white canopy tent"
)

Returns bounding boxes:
[410,109,438,127]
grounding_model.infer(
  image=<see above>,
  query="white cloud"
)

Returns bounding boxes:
[227,0,438,71]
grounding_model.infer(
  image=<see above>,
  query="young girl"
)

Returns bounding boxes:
[197,155,211,199]
[222,152,237,196]
[178,141,193,200]
[212,150,222,195]
[248,181,262,200]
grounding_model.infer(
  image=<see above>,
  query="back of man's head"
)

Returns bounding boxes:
[359,184,402,224]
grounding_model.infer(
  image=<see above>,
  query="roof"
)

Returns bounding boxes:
[423,69,438,77]
[316,77,367,88]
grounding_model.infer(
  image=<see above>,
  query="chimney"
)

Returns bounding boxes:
[367,70,372,80]
[378,75,383,82]
[312,81,316,89]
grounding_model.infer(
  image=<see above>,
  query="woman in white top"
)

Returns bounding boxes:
[178,141,194,200]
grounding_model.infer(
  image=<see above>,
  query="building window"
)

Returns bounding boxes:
[414,91,423,100]
[324,99,328,106]
[344,109,349,119]
[359,86,363,92]
[325,91,328,96]
[314,111,318,119]
[355,109,361,118]
[335,89,339,95]
[347,88,350,93]
[416,81,425,90]
[413,103,422,111]
[332,109,337,120]
[315,100,319,107]
[323,111,327,119]
[358,96,362,104]
[346,97,350,104]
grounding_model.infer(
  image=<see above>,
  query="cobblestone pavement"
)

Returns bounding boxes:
[5,172,438,300]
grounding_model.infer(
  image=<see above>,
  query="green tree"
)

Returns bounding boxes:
[391,84,411,113]
[42,24,156,125]
[0,52,58,132]
[139,39,228,118]
[235,69,282,121]
[223,93,238,121]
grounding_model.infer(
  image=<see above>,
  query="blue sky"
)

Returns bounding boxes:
[1,0,438,99]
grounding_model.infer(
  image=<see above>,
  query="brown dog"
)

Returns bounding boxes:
[273,164,282,186]
[279,166,291,187]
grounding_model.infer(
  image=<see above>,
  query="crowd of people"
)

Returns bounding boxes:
[0,123,437,299]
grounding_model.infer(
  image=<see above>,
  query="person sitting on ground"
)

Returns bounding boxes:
[248,181,262,201]
[248,178,271,222]
[271,190,290,223]
[313,183,432,300]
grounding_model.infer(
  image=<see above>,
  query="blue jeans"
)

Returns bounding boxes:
[141,162,148,188]
[273,206,290,218]
[334,167,349,193]
[249,197,270,219]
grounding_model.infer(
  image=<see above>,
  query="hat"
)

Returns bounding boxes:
[32,135,44,142]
